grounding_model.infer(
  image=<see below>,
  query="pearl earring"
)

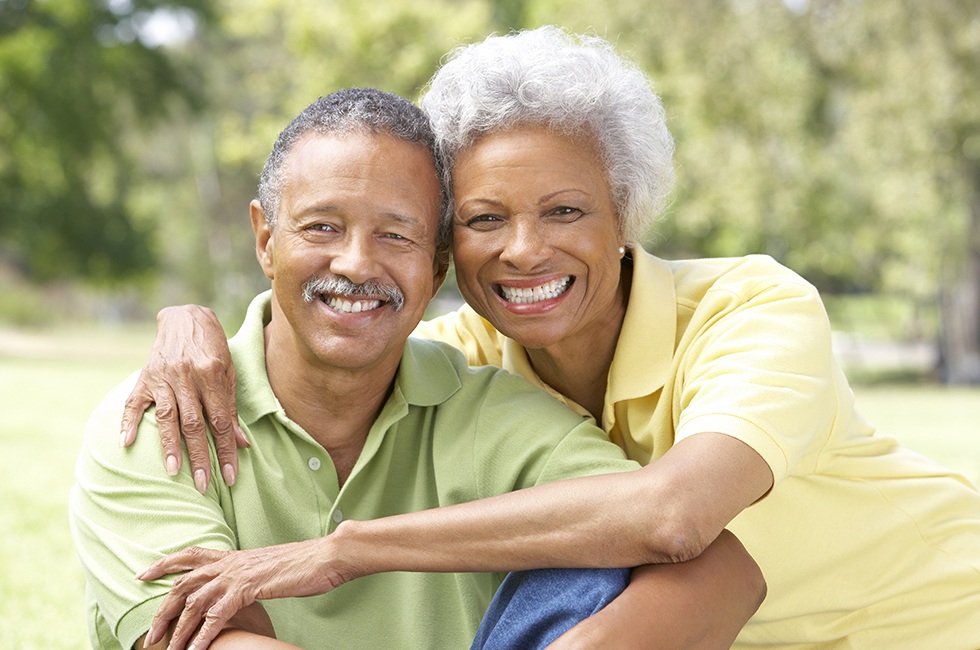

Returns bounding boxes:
[618,246,626,257]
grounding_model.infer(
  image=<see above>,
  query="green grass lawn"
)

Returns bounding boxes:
[2,325,978,649]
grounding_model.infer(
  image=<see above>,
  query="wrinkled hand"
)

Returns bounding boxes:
[120,305,248,493]
[138,539,355,650]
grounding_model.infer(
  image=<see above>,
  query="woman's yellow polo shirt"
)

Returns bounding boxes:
[417,248,980,648]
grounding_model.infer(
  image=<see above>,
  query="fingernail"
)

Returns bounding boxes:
[119,431,127,447]
[145,622,158,645]
[194,469,208,494]
[166,455,179,476]
[222,463,236,486]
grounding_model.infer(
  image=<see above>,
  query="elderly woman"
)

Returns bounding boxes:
[126,27,980,648]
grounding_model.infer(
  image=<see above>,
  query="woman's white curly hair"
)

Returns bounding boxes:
[421,25,675,243]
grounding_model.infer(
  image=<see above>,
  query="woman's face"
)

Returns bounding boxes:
[451,125,627,351]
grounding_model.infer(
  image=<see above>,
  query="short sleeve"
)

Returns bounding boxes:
[674,275,838,485]
[69,373,237,649]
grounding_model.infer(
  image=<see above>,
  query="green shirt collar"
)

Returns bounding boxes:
[229,291,461,426]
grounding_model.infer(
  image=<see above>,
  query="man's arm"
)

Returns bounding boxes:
[548,530,765,649]
[70,374,247,650]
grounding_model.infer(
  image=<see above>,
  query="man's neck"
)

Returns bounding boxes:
[263,324,399,486]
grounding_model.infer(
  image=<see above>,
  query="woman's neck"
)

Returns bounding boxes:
[527,264,632,423]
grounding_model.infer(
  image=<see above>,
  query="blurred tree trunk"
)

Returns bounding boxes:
[940,157,980,383]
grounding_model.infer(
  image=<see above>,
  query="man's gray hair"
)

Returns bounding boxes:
[259,88,451,268]
[421,26,675,243]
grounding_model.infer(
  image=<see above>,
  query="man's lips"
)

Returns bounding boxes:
[495,276,573,305]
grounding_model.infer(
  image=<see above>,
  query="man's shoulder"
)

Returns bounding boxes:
[403,337,592,439]
[82,371,144,453]
[405,336,560,401]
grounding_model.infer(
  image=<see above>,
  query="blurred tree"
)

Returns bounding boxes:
[0,0,215,282]
[529,0,980,383]
[145,0,493,318]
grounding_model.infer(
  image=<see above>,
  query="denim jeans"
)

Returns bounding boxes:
[470,568,630,650]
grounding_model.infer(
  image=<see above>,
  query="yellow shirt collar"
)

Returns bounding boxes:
[607,247,678,405]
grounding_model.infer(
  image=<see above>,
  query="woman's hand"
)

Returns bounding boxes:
[120,305,247,493]
[138,538,357,650]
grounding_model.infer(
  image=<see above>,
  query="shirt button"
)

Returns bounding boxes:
[332,510,344,523]
[308,457,321,471]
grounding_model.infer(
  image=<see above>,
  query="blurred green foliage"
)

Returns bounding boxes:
[0,0,215,281]
[1,0,978,380]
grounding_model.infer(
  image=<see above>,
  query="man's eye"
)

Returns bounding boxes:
[308,224,335,232]
[384,232,406,240]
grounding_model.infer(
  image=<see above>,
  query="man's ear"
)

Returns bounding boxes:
[250,199,275,280]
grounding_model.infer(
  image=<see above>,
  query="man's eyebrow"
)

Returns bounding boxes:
[380,212,420,227]
[294,201,340,216]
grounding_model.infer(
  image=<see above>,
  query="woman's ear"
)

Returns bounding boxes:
[251,199,275,280]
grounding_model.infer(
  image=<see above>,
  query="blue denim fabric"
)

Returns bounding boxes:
[470,568,630,649]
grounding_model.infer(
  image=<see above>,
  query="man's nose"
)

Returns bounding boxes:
[328,234,384,285]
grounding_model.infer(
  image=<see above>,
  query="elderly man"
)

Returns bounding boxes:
[70,88,644,649]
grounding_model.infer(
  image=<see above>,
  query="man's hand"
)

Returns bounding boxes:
[137,539,357,650]
[120,305,247,493]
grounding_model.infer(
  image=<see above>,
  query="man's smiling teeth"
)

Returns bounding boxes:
[499,277,572,304]
[324,296,383,313]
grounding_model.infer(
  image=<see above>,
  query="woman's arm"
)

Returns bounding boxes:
[139,433,772,647]
[120,305,245,492]
[547,530,766,649]
[336,431,772,571]
[141,529,764,650]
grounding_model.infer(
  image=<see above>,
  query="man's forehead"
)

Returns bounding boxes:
[282,131,434,181]
[278,131,441,226]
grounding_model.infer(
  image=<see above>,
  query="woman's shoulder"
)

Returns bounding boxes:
[669,253,811,290]
[413,303,506,367]
[654,254,820,314]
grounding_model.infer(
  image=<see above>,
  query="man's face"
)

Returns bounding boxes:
[254,131,445,374]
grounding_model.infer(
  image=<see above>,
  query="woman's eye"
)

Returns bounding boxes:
[550,206,582,219]
[464,214,502,229]
[384,232,407,241]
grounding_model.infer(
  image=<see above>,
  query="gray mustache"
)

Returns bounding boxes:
[302,276,405,312]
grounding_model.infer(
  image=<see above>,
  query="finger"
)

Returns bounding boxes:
[151,384,184,477]
[144,582,190,646]
[225,368,250,450]
[120,381,155,448]
[201,389,240,487]
[137,547,228,581]
[173,381,213,494]
[166,584,212,650]
[187,594,244,650]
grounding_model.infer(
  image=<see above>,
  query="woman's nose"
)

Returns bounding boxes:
[498,219,552,271]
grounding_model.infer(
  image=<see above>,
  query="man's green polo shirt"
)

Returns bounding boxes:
[70,291,638,649]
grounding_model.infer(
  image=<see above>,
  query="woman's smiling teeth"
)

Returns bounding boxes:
[325,296,383,313]
[498,276,572,304]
